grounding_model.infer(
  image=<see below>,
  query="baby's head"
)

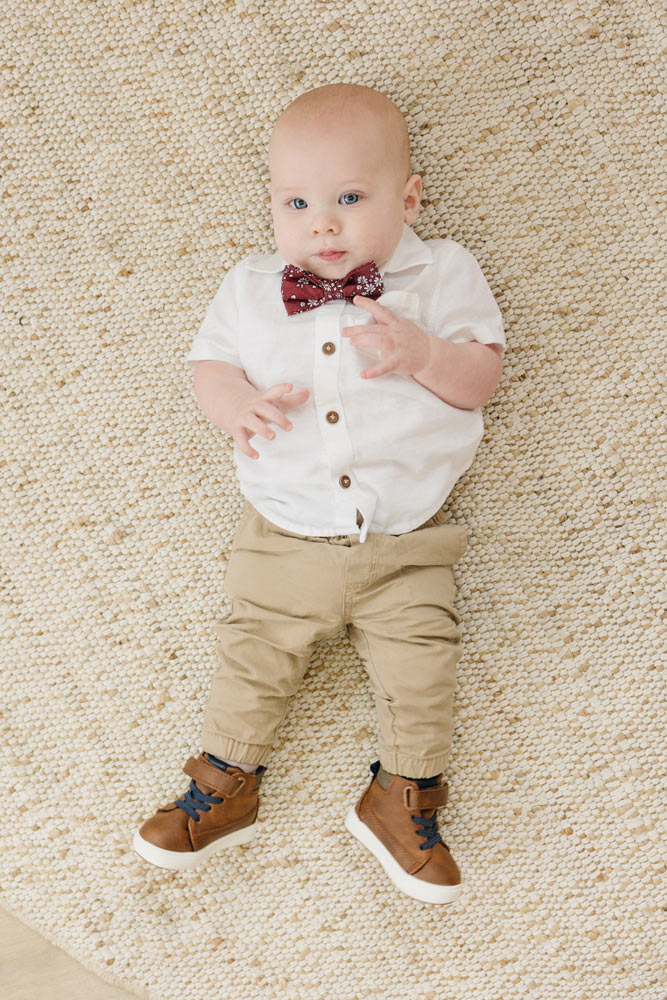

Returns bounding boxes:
[268,84,422,279]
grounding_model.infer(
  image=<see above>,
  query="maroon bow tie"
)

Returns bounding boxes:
[281,260,384,315]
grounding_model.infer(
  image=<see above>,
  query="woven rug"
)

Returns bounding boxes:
[2,1,665,998]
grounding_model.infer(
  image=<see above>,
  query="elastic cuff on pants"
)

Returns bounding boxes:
[379,748,450,779]
[202,729,273,769]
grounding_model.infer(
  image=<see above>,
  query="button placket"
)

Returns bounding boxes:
[312,304,361,527]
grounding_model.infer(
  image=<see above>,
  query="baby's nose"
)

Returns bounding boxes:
[312,213,341,234]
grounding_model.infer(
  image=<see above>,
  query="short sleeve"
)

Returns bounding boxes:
[430,243,506,351]
[184,265,243,370]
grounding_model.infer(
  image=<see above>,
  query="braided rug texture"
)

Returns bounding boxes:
[1,2,665,998]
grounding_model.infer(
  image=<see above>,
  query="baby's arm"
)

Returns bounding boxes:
[342,297,503,410]
[192,360,309,459]
[412,339,503,410]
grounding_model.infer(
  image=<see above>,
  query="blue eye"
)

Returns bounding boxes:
[287,193,361,209]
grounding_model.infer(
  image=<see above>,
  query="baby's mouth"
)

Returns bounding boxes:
[318,250,346,260]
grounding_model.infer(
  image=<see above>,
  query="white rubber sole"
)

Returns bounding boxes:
[344,806,461,904]
[132,822,257,871]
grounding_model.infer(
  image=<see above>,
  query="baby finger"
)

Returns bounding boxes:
[261,382,293,401]
[235,428,259,460]
[361,356,398,379]
[245,412,276,440]
[256,400,293,431]
[281,388,310,409]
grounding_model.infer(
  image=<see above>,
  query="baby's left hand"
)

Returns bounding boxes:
[341,295,431,379]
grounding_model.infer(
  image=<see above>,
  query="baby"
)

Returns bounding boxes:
[133,83,505,905]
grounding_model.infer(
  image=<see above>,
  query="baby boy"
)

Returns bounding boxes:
[133,83,505,905]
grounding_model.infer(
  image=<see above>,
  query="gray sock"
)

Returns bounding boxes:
[377,764,396,790]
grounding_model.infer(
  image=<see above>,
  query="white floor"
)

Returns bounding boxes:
[0,904,139,1000]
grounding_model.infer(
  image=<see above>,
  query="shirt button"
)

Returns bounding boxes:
[326,410,339,424]
[322,341,336,355]
[339,475,351,488]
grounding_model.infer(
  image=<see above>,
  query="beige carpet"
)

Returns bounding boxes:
[2,1,665,998]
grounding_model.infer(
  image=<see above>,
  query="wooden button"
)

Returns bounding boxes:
[339,475,351,488]
[326,410,339,424]
[322,341,336,355]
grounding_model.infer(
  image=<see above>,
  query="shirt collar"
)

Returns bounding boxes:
[244,222,433,275]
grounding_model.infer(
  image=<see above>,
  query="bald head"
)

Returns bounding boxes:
[269,84,411,185]
[267,84,422,278]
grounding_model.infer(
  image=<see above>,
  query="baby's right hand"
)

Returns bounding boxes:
[231,382,310,459]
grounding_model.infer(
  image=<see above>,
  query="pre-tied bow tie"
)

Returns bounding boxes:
[281,260,384,315]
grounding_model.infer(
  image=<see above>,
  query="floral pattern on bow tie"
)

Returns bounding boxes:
[281,261,384,315]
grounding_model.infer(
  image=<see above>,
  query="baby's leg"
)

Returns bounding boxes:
[346,525,466,778]
[203,504,348,768]
[203,593,323,768]
[343,519,467,903]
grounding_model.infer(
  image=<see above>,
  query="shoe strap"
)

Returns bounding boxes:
[402,782,449,812]
[183,755,250,797]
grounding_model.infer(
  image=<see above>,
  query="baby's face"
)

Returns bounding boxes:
[269,117,421,279]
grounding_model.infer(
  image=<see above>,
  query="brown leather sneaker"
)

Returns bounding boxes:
[344,760,461,904]
[132,753,264,871]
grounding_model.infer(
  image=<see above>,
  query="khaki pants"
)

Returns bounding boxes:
[202,502,468,779]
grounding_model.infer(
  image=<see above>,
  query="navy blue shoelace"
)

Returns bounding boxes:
[175,780,222,822]
[370,759,447,851]
[412,812,445,851]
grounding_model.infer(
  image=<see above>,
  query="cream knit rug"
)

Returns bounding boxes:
[2,2,665,998]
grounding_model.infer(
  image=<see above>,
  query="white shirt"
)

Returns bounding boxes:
[185,223,505,542]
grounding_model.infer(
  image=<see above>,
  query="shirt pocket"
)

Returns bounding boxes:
[376,289,421,323]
